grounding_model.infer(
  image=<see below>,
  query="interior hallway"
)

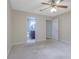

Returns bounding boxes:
[8,39,71,59]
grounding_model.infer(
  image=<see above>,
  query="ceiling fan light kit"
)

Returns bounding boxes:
[51,8,57,13]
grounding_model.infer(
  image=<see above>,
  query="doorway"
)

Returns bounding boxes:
[46,18,58,40]
[26,16,36,43]
[46,20,52,39]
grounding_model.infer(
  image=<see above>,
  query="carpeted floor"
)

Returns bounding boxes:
[8,40,71,59]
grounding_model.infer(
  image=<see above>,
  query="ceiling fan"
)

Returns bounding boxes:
[40,0,68,12]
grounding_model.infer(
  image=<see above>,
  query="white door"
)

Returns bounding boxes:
[52,18,58,40]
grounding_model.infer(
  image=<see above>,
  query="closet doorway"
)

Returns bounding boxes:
[46,19,58,40]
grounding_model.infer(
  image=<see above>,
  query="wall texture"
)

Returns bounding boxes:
[7,0,12,56]
[58,12,71,43]
[11,10,52,45]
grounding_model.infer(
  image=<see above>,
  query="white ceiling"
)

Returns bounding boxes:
[10,0,71,17]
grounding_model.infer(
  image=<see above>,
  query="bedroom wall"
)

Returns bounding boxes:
[7,0,12,56]
[11,10,26,45]
[11,9,71,45]
[57,11,71,43]
[11,10,52,45]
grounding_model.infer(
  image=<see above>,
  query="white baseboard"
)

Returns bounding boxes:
[59,40,71,44]
[12,39,46,46]
[12,41,26,46]
[36,39,46,42]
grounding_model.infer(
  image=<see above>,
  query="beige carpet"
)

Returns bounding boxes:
[8,40,71,59]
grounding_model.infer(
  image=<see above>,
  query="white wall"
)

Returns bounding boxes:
[11,10,52,45]
[36,17,46,41]
[12,10,26,45]
[57,12,71,43]
[7,0,12,56]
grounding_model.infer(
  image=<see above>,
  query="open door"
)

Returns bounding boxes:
[52,18,58,40]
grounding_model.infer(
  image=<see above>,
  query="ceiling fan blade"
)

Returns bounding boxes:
[41,2,50,5]
[40,6,50,11]
[56,5,68,8]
